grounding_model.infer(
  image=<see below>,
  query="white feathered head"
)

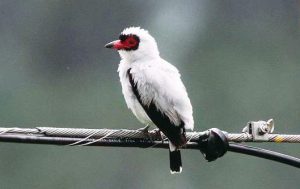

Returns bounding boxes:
[105,27,160,61]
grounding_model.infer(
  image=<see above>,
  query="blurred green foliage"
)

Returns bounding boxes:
[0,0,299,188]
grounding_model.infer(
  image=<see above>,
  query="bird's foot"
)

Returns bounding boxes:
[152,128,164,143]
[137,125,151,139]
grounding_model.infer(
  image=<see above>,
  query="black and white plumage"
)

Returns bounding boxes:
[105,27,194,173]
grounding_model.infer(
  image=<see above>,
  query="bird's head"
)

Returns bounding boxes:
[105,27,160,62]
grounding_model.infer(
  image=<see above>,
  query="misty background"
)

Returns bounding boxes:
[0,0,299,188]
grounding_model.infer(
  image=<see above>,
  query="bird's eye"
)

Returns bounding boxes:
[128,38,136,45]
[124,36,138,48]
[120,34,140,50]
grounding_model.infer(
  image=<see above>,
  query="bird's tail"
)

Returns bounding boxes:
[169,142,182,174]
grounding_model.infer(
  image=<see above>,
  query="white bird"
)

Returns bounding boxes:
[105,27,194,173]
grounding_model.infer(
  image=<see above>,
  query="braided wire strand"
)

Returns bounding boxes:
[0,127,299,143]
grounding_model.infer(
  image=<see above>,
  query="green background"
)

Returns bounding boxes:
[0,0,299,188]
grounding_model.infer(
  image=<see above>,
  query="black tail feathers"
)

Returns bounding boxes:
[169,149,182,174]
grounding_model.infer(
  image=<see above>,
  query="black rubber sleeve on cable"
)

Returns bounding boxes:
[197,128,300,168]
[228,143,300,168]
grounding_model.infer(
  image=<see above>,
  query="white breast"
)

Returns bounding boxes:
[117,58,194,131]
[118,60,153,125]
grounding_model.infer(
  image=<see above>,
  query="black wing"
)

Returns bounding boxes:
[127,69,186,147]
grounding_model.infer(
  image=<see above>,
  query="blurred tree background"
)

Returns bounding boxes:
[0,0,299,188]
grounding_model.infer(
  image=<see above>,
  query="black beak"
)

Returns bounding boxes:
[105,40,123,50]
[104,41,115,48]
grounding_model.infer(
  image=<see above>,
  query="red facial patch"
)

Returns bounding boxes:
[122,36,139,49]
[118,34,140,51]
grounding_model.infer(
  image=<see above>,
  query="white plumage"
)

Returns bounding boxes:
[117,27,194,131]
[105,27,194,173]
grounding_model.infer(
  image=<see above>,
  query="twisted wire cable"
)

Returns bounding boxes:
[0,126,299,168]
[0,127,299,143]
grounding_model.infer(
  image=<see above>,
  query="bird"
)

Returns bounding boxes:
[105,27,194,173]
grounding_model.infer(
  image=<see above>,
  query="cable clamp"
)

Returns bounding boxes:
[242,119,274,141]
